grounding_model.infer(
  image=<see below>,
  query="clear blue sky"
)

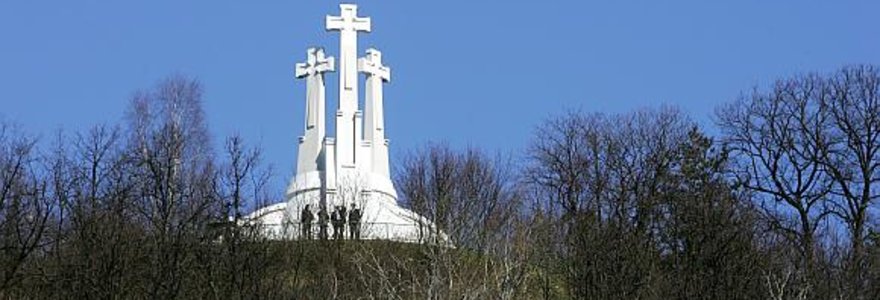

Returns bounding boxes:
[2,1,878,187]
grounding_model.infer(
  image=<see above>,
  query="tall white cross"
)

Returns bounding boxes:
[326,4,370,112]
[327,4,370,168]
[359,48,391,177]
[295,48,335,129]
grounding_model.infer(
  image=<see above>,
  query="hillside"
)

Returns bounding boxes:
[248,239,566,299]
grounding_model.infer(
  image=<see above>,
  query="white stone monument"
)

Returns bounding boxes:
[247,4,440,243]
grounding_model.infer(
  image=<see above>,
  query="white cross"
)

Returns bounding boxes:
[295,48,335,78]
[359,48,390,82]
[360,48,390,137]
[326,4,371,95]
[295,48,334,128]
[326,4,371,33]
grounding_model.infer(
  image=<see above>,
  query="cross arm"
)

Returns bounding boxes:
[326,16,372,32]
[358,49,391,82]
[359,61,390,82]
[325,15,344,30]
[295,63,310,78]
[315,56,336,73]
[353,17,371,32]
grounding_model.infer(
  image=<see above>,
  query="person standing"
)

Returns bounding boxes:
[338,205,347,239]
[317,206,329,240]
[331,206,342,240]
[301,205,314,240]
[348,203,361,240]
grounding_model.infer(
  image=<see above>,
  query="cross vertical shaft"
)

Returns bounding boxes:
[294,47,334,175]
[359,48,391,178]
[326,4,370,168]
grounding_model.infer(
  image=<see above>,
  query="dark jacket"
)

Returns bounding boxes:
[301,208,313,223]
[348,209,361,224]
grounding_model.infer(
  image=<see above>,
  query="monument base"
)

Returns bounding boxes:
[244,171,447,244]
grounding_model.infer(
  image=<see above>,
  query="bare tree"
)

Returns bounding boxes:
[0,122,51,296]
[126,74,218,299]
[717,65,880,299]
[50,124,144,298]
[190,134,281,299]
[816,65,880,299]
[717,75,833,282]
[526,107,695,299]
[399,145,518,250]
[361,143,529,299]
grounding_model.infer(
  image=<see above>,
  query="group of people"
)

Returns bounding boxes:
[300,203,362,241]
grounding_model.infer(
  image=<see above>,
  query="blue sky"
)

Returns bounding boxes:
[1,1,878,188]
